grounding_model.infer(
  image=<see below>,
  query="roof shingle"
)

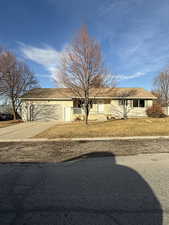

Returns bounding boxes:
[20,88,156,99]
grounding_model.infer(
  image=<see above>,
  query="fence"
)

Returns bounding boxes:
[73,108,83,114]
[72,108,98,115]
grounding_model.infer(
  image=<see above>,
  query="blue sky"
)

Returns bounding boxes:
[1,0,169,90]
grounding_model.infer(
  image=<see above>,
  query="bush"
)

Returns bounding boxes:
[74,116,82,122]
[146,103,166,118]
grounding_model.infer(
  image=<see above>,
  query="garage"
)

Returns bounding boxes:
[29,104,63,121]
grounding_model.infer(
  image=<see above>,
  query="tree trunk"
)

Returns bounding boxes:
[84,92,90,125]
[123,101,127,119]
[85,113,88,124]
[85,106,89,125]
[11,99,17,120]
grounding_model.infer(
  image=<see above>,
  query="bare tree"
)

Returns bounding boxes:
[0,51,38,120]
[153,71,169,106]
[151,90,161,105]
[56,26,115,124]
[110,89,136,119]
[119,89,137,119]
[0,47,4,83]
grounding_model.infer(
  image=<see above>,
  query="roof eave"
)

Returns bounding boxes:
[20,96,157,100]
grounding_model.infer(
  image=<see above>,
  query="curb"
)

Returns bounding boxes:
[0,136,169,142]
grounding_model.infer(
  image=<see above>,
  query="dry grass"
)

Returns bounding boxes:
[0,139,169,162]
[0,120,22,128]
[35,117,169,138]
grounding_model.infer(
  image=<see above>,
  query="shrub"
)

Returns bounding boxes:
[146,103,166,118]
[106,115,114,120]
[74,116,82,121]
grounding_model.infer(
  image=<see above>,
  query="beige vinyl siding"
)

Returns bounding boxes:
[21,98,154,122]
[21,100,73,121]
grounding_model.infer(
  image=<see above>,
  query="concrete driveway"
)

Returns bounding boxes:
[0,121,57,139]
[0,153,168,225]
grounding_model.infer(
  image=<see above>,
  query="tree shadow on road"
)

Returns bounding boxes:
[0,152,163,225]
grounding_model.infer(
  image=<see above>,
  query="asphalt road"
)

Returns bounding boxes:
[0,153,168,225]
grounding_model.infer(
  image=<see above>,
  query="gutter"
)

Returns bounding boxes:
[20,97,157,100]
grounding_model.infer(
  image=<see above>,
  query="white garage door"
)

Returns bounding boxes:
[31,104,62,121]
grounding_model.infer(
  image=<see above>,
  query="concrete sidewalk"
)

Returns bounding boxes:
[1,135,169,142]
[0,121,57,139]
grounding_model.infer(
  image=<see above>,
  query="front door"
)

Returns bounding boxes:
[64,107,71,121]
[97,101,104,113]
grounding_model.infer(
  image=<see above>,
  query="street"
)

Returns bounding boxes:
[0,153,168,225]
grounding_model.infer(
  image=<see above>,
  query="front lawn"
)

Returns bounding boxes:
[0,120,22,128]
[35,117,169,138]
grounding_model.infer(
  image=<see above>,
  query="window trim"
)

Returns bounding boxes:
[133,99,145,108]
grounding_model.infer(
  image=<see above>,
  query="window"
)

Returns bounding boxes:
[119,100,124,105]
[119,100,128,106]
[73,99,93,109]
[73,99,83,108]
[133,99,145,107]
[139,99,145,107]
[89,100,93,109]
[133,99,139,107]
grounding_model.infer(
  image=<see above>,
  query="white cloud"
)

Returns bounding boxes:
[115,72,145,81]
[19,43,62,79]
[96,0,169,83]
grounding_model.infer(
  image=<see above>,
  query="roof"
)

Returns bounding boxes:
[20,88,157,99]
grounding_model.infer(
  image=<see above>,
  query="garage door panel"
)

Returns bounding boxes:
[32,104,62,121]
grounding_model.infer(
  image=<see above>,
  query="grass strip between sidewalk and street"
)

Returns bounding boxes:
[0,138,169,162]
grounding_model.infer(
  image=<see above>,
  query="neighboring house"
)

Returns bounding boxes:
[0,104,11,113]
[0,104,14,121]
[20,88,156,122]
